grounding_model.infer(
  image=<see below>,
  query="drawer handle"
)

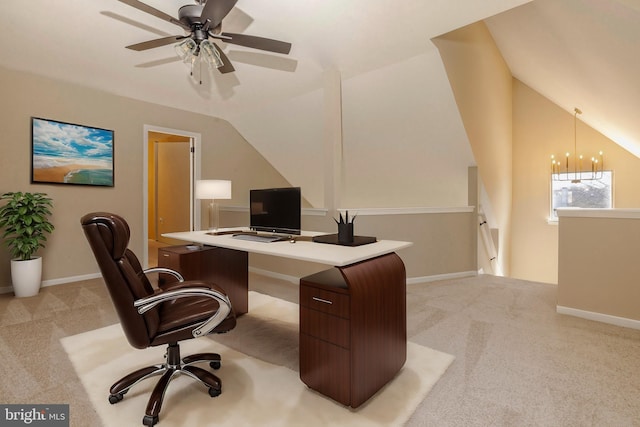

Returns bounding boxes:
[162,254,170,257]
[312,297,333,305]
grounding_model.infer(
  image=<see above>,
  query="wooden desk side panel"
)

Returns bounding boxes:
[158,245,248,315]
[206,247,249,316]
[339,252,407,408]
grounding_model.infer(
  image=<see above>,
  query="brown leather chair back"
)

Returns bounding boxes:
[81,212,159,349]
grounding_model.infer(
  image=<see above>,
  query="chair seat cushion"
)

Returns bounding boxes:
[150,293,236,346]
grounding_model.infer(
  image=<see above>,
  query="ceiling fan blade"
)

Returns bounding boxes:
[227,50,298,72]
[101,11,169,37]
[126,35,186,51]
[117,0,191,31]
[219,33,292,55]
[214,43,235,74]
[201,0,238,28]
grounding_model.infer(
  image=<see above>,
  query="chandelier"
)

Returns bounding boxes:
[550,108,604,183]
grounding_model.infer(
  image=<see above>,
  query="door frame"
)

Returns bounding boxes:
[142,124,202,268]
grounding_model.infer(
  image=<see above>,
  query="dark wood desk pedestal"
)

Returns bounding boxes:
[299,252,407,408]
[157,245,248,315]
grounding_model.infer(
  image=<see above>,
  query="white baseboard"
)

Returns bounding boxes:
[406,271,477,285]
[250,266,477,286]
[0,272,103,295]
[1,268,478,295]
[557,305,640,330]
[42,273,102,287]
[249,267,300,284]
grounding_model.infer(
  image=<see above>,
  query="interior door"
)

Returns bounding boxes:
[155,140,191,244]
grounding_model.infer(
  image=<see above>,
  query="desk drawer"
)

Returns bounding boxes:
[299,333,350,406]
[300,285,349,318]
[300,308,350,348]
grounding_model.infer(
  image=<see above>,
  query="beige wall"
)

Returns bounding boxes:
[511,81,640,283]
[0,64,479,290]
[220,208,477,281]
[434,21,513,276]
[6,28,636,290]
[0,66,290,287]
[349,211,477,279]
[557,210,640,322]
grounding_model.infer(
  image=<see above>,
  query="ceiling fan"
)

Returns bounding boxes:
[117,0,292,75]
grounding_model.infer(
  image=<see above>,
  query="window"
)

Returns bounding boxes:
[550,171,612,219]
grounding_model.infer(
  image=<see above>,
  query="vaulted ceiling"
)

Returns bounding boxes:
[0,0,527,120]
[485,0,640,158]
[1,0,638,157]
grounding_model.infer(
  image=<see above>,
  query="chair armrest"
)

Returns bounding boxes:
[143,267,184,282]
[133,286,232,338]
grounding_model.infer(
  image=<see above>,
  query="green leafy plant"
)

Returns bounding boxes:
[0,192,54,261]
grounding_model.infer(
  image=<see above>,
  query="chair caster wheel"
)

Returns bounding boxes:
[108,393,124,404]
[143,415,159,426]
[210,361,221,370]
[208,387,221,397]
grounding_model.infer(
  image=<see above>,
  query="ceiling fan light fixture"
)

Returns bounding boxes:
[199,40,224,69]
[175,38,197,61]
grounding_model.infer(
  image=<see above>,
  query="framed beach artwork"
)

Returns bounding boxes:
[31,117,114,187]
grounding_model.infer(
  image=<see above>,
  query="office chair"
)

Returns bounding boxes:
[81,212,236,427]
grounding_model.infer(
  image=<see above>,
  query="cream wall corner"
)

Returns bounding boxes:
[434,21,513,277]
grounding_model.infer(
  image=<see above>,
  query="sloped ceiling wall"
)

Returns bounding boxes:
[229,87,325,208]
[341,49,475,208]
[229,46,475,210]
[485,0,640,159]
[225,0,640,215]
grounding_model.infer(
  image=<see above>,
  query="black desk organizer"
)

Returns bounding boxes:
[312,234,377,247]
[313,212,376,246]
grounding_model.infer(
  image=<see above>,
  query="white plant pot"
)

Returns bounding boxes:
[10,257,43,297]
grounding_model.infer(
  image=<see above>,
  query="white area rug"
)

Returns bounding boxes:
[61,292,454,426]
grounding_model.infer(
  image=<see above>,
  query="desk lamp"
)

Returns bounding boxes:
[195,180,231,231]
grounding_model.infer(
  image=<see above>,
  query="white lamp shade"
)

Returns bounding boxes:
[195,180,232,200]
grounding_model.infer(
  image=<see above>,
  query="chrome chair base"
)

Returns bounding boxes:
[108,343,222,426]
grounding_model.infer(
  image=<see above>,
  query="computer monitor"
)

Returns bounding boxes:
[250,187,301,235]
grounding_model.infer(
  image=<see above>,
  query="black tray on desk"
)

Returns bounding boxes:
[312,234,377,247]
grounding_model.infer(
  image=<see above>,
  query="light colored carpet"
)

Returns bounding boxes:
[61,292,454,426]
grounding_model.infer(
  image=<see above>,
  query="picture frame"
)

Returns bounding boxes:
[31,117,114,187]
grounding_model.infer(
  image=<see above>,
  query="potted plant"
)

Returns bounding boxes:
[0,192,54,297]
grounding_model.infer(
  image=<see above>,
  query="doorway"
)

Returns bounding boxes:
[143,126,201,267]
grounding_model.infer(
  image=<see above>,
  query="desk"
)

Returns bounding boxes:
[162,229,411,266]
[162,229,412,407]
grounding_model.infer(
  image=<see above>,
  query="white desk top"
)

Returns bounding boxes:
[162,229,413,267]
